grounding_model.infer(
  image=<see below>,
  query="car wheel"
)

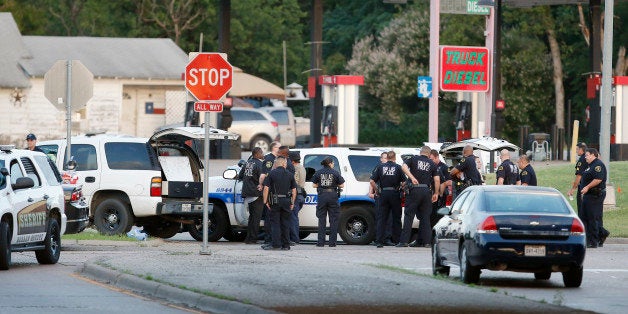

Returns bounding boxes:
[562,266,583,288]
[338,206,375,245]
[534,271,552,280]
[94,198,134,235]
[223,230,247,242]
[251,136,271,153]
[432,239,450,276]
[143,220,180,239]
[187,208,229,242]
[0,221,11,270]
[35,218,61,265]
[460,245,480,284]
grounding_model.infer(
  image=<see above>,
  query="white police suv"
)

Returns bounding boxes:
[205,147,423,245]
[0,145,66,270]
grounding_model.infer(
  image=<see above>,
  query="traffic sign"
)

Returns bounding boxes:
[417,76,432,98]
[194,102,223,112]
[440,46,490,92]
[44,60,93,111]
[185,53,233,101]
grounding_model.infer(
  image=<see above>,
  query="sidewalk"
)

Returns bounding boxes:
[75,239,592,314]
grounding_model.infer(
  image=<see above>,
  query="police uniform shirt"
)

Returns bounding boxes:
[582,158,606,188]
[496,159,518,185]
[262,153,295,174]
[239,158,263,198]
[454,155,482,184]
[404,155,437,186]
[370,161,404,189]
[518,164,537,186]
[312,167,345,189]
[436,162,451,193]
[575,154,588,190]
[263,167,297,196]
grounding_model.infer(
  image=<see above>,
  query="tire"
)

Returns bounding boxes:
[0,221,11,270]
[460,245,481,284]
[223,230,247,242]
[534,271,552,280]
[143,220,180,239]
[299,232,311,240]
[562,266,583,288]
[93,198,134,235]
[250,136,271,154]
[432,239,450,276]
[187,208,229,242]
[338,206,375,245]
[35,219,61,265]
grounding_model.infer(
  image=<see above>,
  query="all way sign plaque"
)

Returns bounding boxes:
[194,102,223,112]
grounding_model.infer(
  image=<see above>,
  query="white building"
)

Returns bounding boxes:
[0,12,188,146]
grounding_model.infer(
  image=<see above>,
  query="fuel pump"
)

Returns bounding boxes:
[318,75,364,147]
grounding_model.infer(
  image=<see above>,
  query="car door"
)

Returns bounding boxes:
[299,152,342,227]
[268,108,295,147]
[62,141,101,207]
[10,157,49,244]
[439,190,471,261]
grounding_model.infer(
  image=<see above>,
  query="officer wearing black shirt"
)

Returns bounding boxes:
[259,141,282,245]
[398,146,440,247]
[262,156,297,250]
[312,157,345,247]
[580,148,608,248]
[429,149,451,229]
[568,142,588,219]
[239,147,265,244]
[496,149,518,185]
[370,151,405,248]
[450,145,482,196]
[516,154,537,186]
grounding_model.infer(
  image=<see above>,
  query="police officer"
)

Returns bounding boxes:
[262,156,297,250]
[289,151,306,245]
[369,152,394,246]
[239,147,265,244]
[370,151,404,248]
[312,157,345,247]
[496,149,518,185]
[450,145,482,197]
[516,154,537,186]
[259,141,282,245]
[398,146,439,248]
[25,133,44,153]
[580,148,609,248]
[429,149,451,229]
[568,142,588,220]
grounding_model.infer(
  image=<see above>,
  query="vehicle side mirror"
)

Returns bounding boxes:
[0,168,8,176]
[66,160,78,171]
[12,177,35,190]
[437,207,451,216]
[223,169,238,180]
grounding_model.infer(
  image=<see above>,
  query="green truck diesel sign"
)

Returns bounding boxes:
[440,46,490,92]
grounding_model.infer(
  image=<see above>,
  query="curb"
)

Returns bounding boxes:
[79,263,277,314]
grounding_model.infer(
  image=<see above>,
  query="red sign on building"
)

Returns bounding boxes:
[185,53,233,101]
[440,46,490,92]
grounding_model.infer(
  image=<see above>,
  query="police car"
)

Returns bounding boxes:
[0,145,66,270]
[205,147,425,245]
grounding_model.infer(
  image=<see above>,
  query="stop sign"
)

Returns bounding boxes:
[185,53,233,101]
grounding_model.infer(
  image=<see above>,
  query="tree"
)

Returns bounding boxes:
[138,0,209,46]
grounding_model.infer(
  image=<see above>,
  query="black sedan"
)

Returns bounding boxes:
[432,185,586,287]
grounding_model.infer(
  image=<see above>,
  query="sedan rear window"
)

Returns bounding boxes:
[484,192,570,214]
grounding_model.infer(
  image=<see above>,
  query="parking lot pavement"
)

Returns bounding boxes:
[76,240,587,314]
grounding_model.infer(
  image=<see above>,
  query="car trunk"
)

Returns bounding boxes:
[493,215,575,240]
[150,127,239,199]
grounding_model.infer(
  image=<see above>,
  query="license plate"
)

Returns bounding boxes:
[182,204,191,212]
[524,245,546,256]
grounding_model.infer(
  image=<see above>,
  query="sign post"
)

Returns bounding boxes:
[44,60,93,166]
[185,53,233,255]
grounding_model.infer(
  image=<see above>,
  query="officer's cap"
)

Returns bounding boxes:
[26,133,37,141]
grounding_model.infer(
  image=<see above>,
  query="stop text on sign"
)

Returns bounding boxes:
[187,68,231,87]
[440,46,490,92]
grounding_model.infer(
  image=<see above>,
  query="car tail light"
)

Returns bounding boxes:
[150,177,162,197]
[570,218,585,235]
[271,121,279,128]
[70,190,82,202]
[477,216,498,234]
